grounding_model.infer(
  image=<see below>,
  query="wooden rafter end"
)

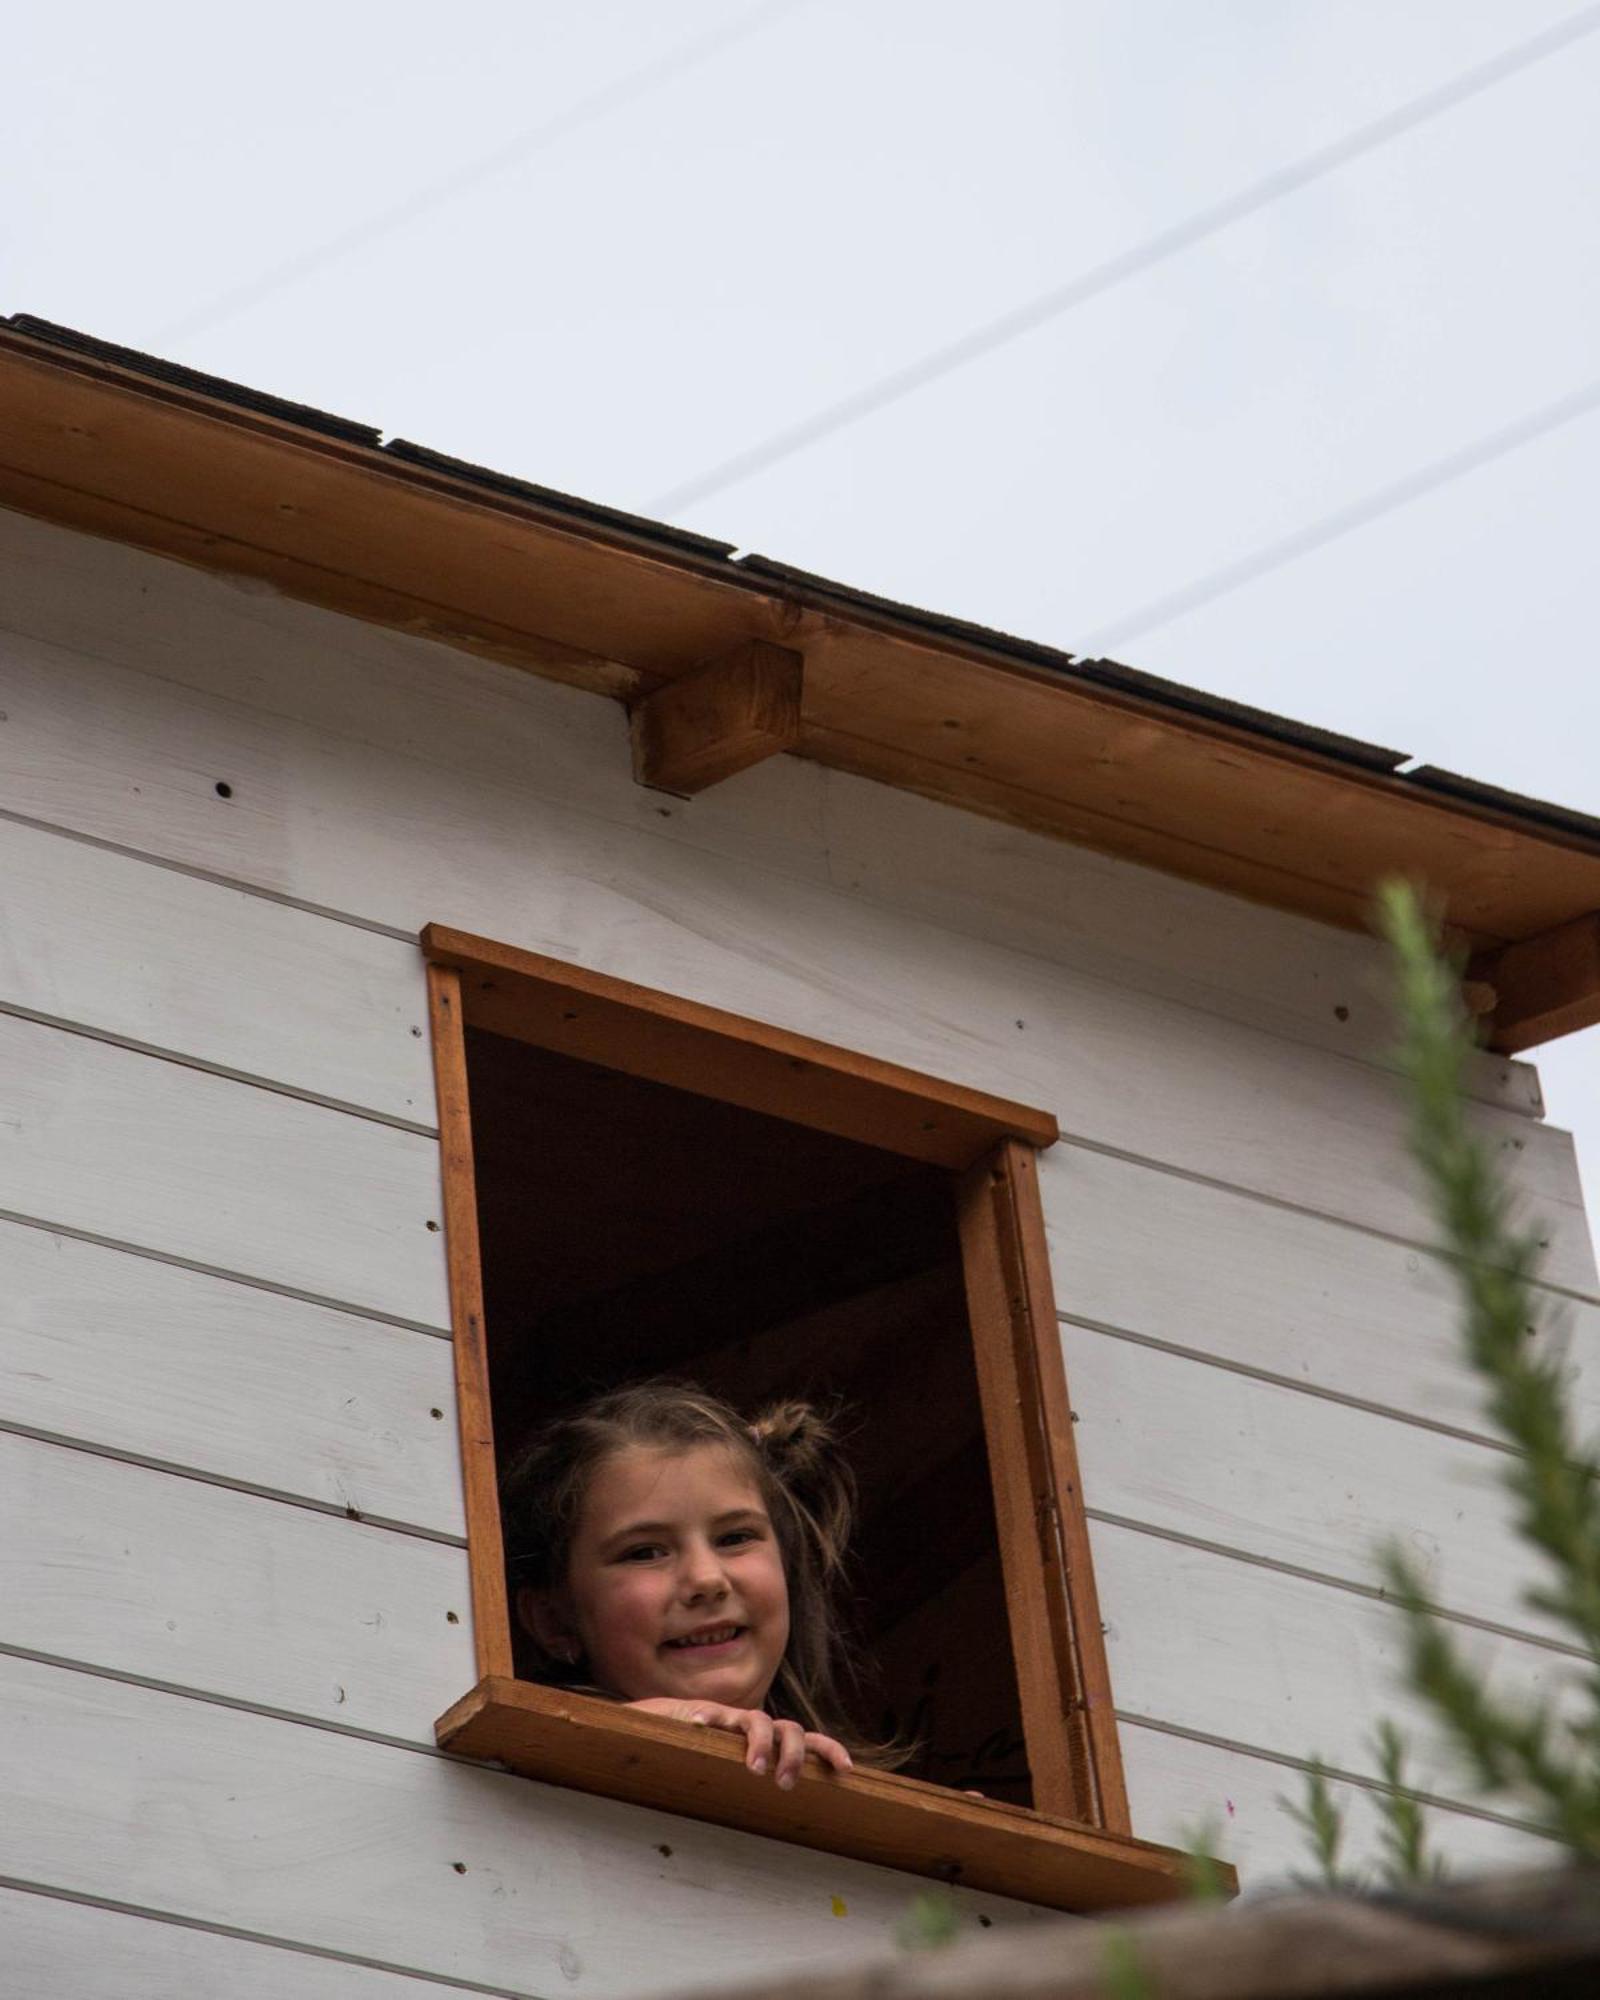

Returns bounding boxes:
[1472,910,1600,1054]
[630,640,803,795]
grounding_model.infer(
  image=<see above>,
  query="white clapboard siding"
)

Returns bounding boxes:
[1096,1522,1582,1809]
[0,1221,462,1534]
[0,505,827,883]
[1068,1329,1573,1643]
[1,629,1588,1286]
[1121,1723,1564,1888]
[0,1655,1043,2000]
[0,1431,471,1739]
[0,1889,502,2000]
[0,1013,450,1327]
[1046,1145,1600,1436]
[0,815,432,1124]
[1,505,1539,1105]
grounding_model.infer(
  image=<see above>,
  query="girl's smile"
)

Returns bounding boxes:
[538,1442,791,1710]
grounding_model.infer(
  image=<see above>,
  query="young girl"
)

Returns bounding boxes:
[500,1379,895,1786]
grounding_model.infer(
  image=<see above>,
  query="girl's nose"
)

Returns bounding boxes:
[681,1542,731,1601]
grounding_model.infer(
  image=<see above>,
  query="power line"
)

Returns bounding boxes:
[152,0,812,348]
[1076,373,1600,654]
[649,2,1600,517]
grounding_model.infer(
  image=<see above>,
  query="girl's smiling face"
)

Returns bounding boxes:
[552,1442,791,1709]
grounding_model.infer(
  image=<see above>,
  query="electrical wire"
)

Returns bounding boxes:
[649,3,1600,517]
[1076,373,1600,653]
[151,0,812,348]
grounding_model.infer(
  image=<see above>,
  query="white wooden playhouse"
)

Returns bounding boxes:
[1,314,1597,1998]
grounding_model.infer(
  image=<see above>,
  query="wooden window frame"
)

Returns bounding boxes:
[423,923,1220,1912]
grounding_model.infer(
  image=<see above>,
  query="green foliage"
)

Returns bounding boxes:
[1287,881,1600,1877]
[893,1888,963,1951]
[1098,1925,1153,2000]
[1280,1760,1350,1888]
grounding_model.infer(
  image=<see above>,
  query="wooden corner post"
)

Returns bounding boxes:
[958,1139,1130,1834]
[426,961,514,1680]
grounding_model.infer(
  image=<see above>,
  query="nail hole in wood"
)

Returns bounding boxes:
[426,1219,441,1232]
[430,1407,444,1420]
[213,781,233,799]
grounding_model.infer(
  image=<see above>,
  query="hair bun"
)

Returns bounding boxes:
[749,1398,854,1579]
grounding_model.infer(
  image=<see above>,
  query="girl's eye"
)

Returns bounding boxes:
[617,1544,665,1564]
[718,1527,760,1548]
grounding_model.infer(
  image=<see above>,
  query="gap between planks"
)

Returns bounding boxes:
[1087,1509,1593,1663]
[0,1637,1545,1866]
[0,1206,453,1339]
[0,1418,467,1549]
[0,1875,548,2000]
[0,997,437,1138]
[1061,1312,1532,1458]
[1053,1134,1600,1310]
[1115,1713,1560,1842]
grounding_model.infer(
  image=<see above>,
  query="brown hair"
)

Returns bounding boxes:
[500,1379,897,1763]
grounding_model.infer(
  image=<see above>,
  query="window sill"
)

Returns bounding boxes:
[436,1679,1221,1913]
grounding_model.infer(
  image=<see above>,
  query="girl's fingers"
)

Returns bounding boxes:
[773,1719,807,1789]
[741,1709,776,1774]
[805,1731,854,1775]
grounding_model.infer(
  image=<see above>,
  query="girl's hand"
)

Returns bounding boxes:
[626,1698,853,1787]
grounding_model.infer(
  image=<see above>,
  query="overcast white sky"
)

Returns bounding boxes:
[8,0,1599,1211]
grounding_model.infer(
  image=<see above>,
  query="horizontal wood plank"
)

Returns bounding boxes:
[0,1653,1050,1999]
[1043,1145,1600,1432]
[0,1429,471,1738]
[0,505,1542,1113]
[436,1679,1201,1913]
[0,621,1589,1284]
[1068,1329,1576,1644]
[1097,1522,1580,1809]
[1119,1722,1564,1890]
[0,1220,463,1533]
[0,1889,489,2000]
[0,813,431,1123]
[0,1011,450,1326]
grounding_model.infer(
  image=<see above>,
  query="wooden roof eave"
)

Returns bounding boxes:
[2,320,1599,1050]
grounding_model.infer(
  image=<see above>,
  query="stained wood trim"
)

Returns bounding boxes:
[958,1141,1130,1833]
[631,640,803,794]
[435,1679,1208,1913]
[1473,912,1600,1054]
[426,963,512,1678]
[8,328,1600,980]
[420,923,1058,1168]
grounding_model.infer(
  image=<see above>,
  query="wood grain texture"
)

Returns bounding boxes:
[0,1220,462,1532]
[436,1679,1201,1914]
[631,640,802,795]
[426,924,1057,1168]
[0,1010,451,1326]
[0,621,1588,1287]
[1068,1329,1582,1646]
[0,814,432,1123]
[1476,912,1600,1054]
[1042,1144,1600,1436]
[957,1147,1124,1829]
[1097,1522,1578,1810]
[1110,1723,1563,1894]
[426,965,511,1679]
[0,1654,1050,1999]
[3,337,1598,961]
[0,507,1542,1110]
[0,1890,497,2000]
[0,1429,471,1737]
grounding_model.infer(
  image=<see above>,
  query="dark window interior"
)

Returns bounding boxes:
[465,1025,1033,1803]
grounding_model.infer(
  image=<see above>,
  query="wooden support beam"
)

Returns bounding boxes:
[1472,910,1600,1053]
[630,640,802,794]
